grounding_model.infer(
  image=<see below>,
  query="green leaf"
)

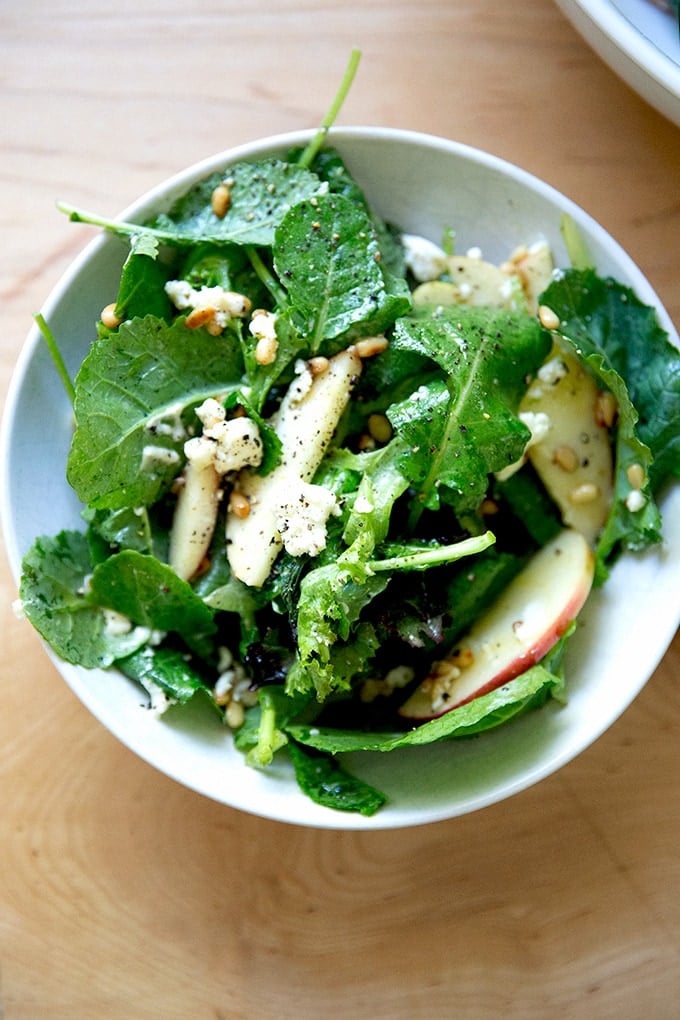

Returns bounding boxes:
[287,664,560,753]
[287,741,387,816]
[88,550,216,647]
[273,192,411,351]
[543,269,680,493]
[388,306,552,516]
[147,159,325,247]
[113,234,172,323]
[67,314,244,510]
[118,644,215,708]
[539,269,668,572]
[19,531,149,668]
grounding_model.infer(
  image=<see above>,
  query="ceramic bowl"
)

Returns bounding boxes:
[2,127,679,829]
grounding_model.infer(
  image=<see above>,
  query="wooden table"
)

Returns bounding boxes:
[2,2,679,1016]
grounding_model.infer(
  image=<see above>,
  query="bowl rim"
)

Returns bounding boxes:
[2,125,679,829]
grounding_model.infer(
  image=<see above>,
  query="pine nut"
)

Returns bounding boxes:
[353,336,389,358]
[229,490,251,519]
[101,303,122,329]
[225,700,245,728]
[626,462,645,490]
[595,390,617,428]
[538,304,560,330]
[211,182,231,219]
[569,482,600,504]
[254,335,278,365]
[186,306,215,329]
[553,445,579,473]
[308,356,330,377]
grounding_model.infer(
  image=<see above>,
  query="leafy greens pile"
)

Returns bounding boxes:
[19,113,680,817]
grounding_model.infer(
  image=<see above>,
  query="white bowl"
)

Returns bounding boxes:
[2,127,679,829]
[555,0,680,126]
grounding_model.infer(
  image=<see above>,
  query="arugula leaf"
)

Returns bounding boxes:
[539,270,668,571]
[87,550,216,648]
[118,644,215,709]
[388,306,552,516]
[146,160,325,248]
[67,314,244,510]
[273,192,411,351]
[112,234,172,324]
[287,663,561,753]
[83,505,156,556]
[306,146,407,278]
[19,531,149,668]
[542,269,680,492]
[287,740,387,816]
[60,160,325,250]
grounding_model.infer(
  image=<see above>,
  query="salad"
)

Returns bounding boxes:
[17,76,680,817]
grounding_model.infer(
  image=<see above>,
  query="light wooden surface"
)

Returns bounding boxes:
[2,2,679,1017]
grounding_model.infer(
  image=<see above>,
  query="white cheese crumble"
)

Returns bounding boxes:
[537,356,569,385]
[165,280,251,327]
[146,402,187,443]
[186,400,263,476]
[274,480,341,557]
[625,489,646,512]
[401,233,448,282]
[141,445,181,472]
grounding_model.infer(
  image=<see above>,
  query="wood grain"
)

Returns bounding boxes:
[1,2,679,1016]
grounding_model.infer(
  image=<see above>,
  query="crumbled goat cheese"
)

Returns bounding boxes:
[401,233,448,282]
[184,414,263,476]
[625,489,646,512]
[466,246,483,259]
[165,280,251,327]
[195,397,227,432]
[146,402,187,443]
[285,359,315,406]
[274,480,341,557]
[537,356,569,385]
[141,445,182,472]
[103,608,133,636]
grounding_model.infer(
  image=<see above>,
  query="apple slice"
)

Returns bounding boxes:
[399,528,594,720]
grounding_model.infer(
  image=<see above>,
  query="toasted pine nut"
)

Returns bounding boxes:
[595,390,617,428]
[569,483,600,505]
[308,356,330,377]
[101,302,122,329]
[254,335,278,365]
[229,490,251,519]
[626,463,645,490]
[353,336,389,358]
[538,305,560,330]
[553,445,579,473]
[225,700,245,728]
[211,183,231,219]
[186,306,215,329]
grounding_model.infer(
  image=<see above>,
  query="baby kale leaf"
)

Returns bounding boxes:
[146,159,325,248]
[273,192,411,352]
[19,531,150,668]
[67,314,244,511]
[388,306,552,516]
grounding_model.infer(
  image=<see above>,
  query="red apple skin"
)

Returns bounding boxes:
[399,529,595,721]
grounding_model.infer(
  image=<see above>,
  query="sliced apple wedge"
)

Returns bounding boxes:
[519,344,615,545]
[399,529,594,720]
